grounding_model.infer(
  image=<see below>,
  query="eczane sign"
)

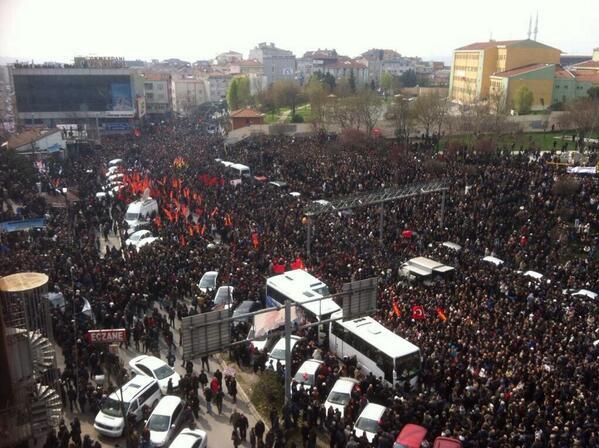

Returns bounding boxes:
[87,329,126,343]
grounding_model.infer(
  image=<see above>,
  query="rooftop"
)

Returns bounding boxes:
[229,108,263,118]
[456,39,560,52]
[491,63,553,78]
[7,128,61,150]
[571,59,599,70]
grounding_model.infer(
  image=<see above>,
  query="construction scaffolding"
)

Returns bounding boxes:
[302,180,449,256]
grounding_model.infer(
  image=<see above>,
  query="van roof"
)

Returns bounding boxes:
[296,359,323,374]
[358,403,387,421]
[109,375,156,402]
[153,395,182,415]
[230,163,250,171]
[331,377,359,393]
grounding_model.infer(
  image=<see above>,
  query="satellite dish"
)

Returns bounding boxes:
[142,188,150,200]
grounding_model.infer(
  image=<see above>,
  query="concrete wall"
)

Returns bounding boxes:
[507,78,554,110]
[505,47,560,71]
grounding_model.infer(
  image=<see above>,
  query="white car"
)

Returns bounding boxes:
[353,403,387,443]
[198,271,218,293]
[324,377,359,418]
[125,230,152,247]
[108,158,123,166]
[214,286,234,309]
[129,355,180,394]
[146,395,184,447]
[267,335,301,369]
[170,428,208,448]
[136,237,160,251]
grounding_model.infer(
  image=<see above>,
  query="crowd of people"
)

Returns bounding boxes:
[0,111,597,447]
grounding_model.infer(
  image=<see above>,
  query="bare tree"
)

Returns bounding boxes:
[559,97,599,149]
[355,90,383,135]
[412,91,445,137]
[386,97,413,144]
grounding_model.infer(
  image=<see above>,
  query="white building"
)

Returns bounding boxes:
[205,72,231,102]
[137,73,173,116]
[249,43,296,85]
[173,76,208,115]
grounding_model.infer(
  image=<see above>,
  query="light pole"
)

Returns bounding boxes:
[64,187,80,410]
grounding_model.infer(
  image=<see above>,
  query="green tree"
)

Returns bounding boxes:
[588,86,599,99]
[236,77,251,108]
[348,70,357,94]
[306,78,328,129]
[515,86,534,115]
[311,71,336,92]
[380,71,393,95]
[273,80,304,116]
[226,79,240,111]
[399,69,418,88]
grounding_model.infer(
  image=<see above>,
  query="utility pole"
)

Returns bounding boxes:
[305,216,312,259]
[284,299,292,404]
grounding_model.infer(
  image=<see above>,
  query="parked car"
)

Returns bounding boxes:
[129,355,181,394]
[292,359,323,390]
[125,230,152,247]
[136,237,160,251]
[170,428,208,448]
[353,403,387,443]
[323,377,359,418]
[433,437,463,448]
[198,271,218,293]
[232,300,263,327]
[267,335,301,369]
[213,285,234,309]
[393,424,428,448]
[246,325,279,353]
[146,395,184,447]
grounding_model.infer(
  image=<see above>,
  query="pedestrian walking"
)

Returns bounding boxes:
[215,388,224,415]
[204,386,213,414]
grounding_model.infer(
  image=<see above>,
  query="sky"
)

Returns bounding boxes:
[1,0,598,64]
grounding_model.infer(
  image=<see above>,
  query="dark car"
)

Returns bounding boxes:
[232,300,263,327]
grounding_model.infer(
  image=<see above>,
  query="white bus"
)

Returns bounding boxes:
[266,270,341,341]
[329,311,421,387]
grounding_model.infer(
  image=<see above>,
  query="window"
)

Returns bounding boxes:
[136,364,153,377]
[172,403,183,423]
[139,382,159,403]
[146,92,154,101]
[157,83,164,90]
[144,83,153,90]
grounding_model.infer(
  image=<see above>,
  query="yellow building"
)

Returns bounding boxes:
[450,39,561,103]
[489,64,556,111]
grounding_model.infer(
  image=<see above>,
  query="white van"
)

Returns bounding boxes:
[292,359,323,390]
[94,375,161,437]
[125,197,158,230]
[229,163,251,178]
[324,377,359,417]
[353,403,387,443]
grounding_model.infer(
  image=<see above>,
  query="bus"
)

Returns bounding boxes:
[266,270,341,341]
[329,311,421,387]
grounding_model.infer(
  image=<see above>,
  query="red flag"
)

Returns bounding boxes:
[210,207,218,218]
[251,232,259,249]
[411,305,425,320]
[153,216,162,228]
[179,234,186,247]
[224,214,233,227]
[392,300,401,318]
[435,307,447,322]
[273,263,285,274]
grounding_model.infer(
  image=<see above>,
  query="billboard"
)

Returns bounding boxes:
[111,83,132,111]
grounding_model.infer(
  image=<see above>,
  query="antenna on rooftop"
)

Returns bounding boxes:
[533,11,539,41]
[527,15,532,40]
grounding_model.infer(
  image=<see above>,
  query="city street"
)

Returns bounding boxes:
[55,232,262,447]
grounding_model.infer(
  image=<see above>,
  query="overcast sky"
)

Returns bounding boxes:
[1,0,597,64]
